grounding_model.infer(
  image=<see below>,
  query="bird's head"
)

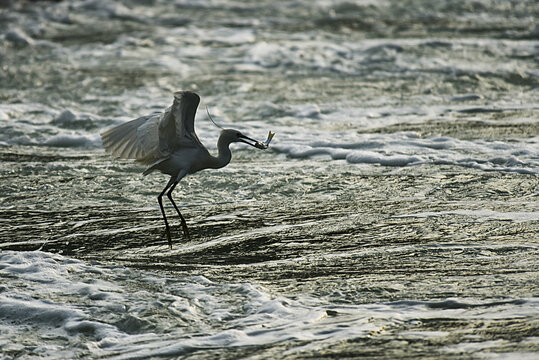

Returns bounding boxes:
[221,129,267,149]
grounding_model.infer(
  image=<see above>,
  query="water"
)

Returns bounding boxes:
[0,0,538,358]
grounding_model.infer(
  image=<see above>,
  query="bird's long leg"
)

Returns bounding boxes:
[166,181,191,240]
[158,177,175,248]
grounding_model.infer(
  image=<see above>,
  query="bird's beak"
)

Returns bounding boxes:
[239,134,266,149]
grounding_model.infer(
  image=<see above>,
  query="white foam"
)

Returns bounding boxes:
[347,151,422,166]
[0,109,9,121]
[271,128,538,174]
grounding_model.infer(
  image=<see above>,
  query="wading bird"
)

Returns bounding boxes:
[101,91,273,247]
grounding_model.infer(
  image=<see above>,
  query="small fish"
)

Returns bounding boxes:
[255,131,275,149]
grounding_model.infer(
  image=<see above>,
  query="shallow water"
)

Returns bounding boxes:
[1,0,538,359]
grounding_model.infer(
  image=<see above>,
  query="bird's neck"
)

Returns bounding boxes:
[209,136,232,169]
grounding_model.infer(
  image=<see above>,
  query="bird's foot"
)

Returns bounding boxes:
[181,222,191,241]
[165,229,173,249]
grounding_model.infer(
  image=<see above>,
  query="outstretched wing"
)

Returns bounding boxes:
[158,91,204,153]
[100,91,204,163]
[100,113,159,160]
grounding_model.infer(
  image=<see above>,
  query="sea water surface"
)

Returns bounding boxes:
[0,0,538,358]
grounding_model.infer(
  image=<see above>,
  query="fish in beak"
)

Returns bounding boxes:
[239,131,275,149]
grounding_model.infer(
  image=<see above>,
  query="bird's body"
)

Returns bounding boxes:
[101,91,269,247]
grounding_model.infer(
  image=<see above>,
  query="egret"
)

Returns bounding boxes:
[100,91,273,247]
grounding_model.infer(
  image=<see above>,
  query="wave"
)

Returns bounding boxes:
[1,251,537,359]
[44,133,101,147]
[395,209,539,222]
[273,132,539,175]
[0,104,109,148]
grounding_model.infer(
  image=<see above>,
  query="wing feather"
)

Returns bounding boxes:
[168,91,204,149]
[101,114,157,160]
